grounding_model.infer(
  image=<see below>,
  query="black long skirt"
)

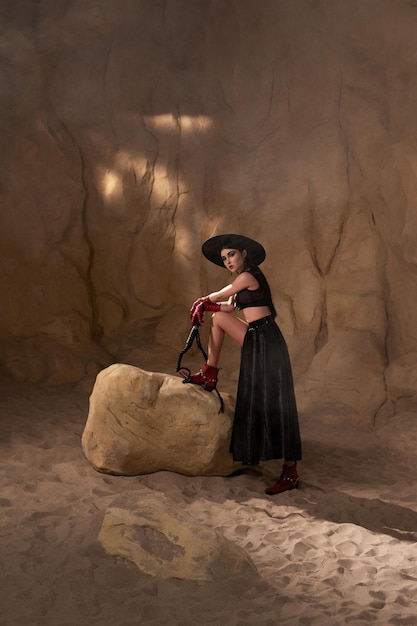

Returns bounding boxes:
[230,316,302,466]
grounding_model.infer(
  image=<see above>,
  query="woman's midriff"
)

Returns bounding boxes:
[242,306,272,323]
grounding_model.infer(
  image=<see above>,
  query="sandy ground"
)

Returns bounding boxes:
[1,368,417,626]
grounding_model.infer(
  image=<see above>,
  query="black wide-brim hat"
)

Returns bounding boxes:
[202,234,266,267]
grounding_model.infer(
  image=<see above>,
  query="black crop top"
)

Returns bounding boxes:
[234,285,270,310]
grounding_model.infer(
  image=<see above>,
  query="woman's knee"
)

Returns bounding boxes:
[211,311,247,345]
[211,311,231,328]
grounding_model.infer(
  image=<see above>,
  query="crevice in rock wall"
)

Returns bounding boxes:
[324,70,354,277]
[139,120,158,238]
[305,186,320,273]
[371,199,392,426]
[305,186,328,355]
[307,244,328,355]
[172,112,181,245]
[79,151,104,341]
[314,303,328,353]
[46,111,104,342]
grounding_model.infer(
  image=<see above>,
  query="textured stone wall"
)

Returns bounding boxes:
[1,0,417,424]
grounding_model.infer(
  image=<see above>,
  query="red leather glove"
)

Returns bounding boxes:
[191,301,205,325]
[190,296,220,325]
[204,301,221,312]
[190,297,206,321]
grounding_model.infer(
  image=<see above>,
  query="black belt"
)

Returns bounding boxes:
[248,315,273,330]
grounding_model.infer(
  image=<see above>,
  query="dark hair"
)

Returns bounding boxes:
[220,239,257,268]
[220,238,244,254]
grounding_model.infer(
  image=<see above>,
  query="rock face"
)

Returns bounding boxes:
[1,1,417,425]
[82,364,240,477]
[98,489,257,583]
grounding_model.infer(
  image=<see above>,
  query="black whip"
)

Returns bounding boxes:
[176,324,207,376]
[176,323,224,413]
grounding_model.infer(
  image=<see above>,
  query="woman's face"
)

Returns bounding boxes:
[221,248,247,274]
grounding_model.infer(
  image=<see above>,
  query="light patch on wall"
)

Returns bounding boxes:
[97,114,213,214]
[98,167,126,216]
[143,114,213,132]
[103,170,120,198]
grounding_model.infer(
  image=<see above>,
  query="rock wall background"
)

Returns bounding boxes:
[1,0,417,425]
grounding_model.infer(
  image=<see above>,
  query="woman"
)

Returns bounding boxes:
[183,234,302,495]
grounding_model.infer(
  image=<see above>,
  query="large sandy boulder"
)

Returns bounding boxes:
[82,363,240,477]
[98,489,257,583]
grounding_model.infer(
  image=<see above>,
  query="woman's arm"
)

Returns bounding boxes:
[190,272,258,323]
[208,271,258,302]
[217,296,235,313]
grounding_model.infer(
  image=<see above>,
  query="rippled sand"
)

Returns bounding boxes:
[1,379,417,625]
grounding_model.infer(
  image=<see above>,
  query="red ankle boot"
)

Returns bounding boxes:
[182,363,220,392]
[265,463,299,495]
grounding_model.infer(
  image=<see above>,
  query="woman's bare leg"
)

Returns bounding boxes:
[206,312,247,367]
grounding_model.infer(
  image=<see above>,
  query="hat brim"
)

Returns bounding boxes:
[202,234,266,268]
